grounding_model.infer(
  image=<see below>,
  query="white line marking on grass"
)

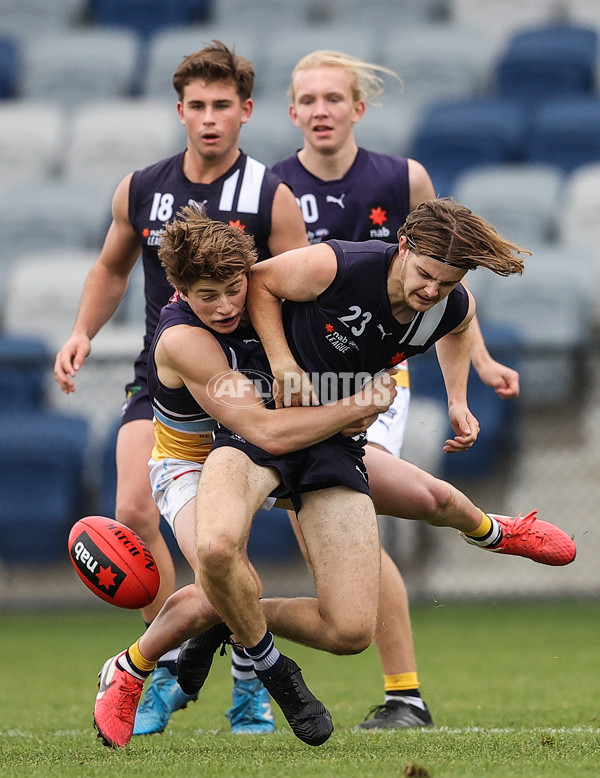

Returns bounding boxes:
[2,726,600,738]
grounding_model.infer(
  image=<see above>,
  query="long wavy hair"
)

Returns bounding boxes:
[398,198,529,276]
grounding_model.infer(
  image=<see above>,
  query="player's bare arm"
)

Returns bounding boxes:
[267,182,310,256]
[434,290,480,453]
[247,243,337,407]
[407,159,435,210]
[469,313,520,399]
[54,174,142,393]
[156,324,397,455]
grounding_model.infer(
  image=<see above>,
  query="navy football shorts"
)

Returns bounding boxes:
[211,428,370,513]
[121,374,153,426]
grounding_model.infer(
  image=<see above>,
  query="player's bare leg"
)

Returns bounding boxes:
[192,447,333,746]
[365,446,575,565]
[115,419,175,621]
[359,549,434,729]
[287,504,431,728]
[263,487,381,654]
[121,437,191,738]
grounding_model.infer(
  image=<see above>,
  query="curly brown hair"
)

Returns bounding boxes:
[172,40,254,101]
[398,198,529,276]
[159,204,257,293]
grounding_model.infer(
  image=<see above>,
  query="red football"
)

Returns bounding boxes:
[68,516,160,609]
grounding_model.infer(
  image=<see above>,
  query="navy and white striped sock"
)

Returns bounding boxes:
[244,631,284,676]
[231,643,257,681]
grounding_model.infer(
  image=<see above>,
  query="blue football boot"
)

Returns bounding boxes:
[225,677,276,734]
[133,666,198,735]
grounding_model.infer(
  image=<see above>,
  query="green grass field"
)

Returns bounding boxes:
[1,599,599,777]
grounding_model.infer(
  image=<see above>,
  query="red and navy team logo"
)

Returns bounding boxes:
[368,204,391,239]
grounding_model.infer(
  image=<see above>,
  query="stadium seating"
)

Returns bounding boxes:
[410,97,525,196]
[409,323,523,479]
[0,334,50,413]
[0,101,64,190]
[212,0,303,31]
[62,98,183,193]
[247,508,300,563]
[0,0,87,38]
[452,163,564,246]
[2,250,143,441]
[473,246,595,406]
[400,395,448,476]
[353,96,423,158]
[559,162,600,252]
[378,23,497,111]
[239,96,298,167]
[142,25,265,100]
[449,0,559,42]
[325,0,445,26]
[3,251,98,349]
[523,96,600,173]
[89,0,213,39]
[566,0,600,30]
[0,410,89,563]
[0,181,109,266]
[494,24,599,102]
[257,26,376,101]
[0,35,19,100]
[19,29,141,107]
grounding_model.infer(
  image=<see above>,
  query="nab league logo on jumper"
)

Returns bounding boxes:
[70,530,127,599]
[368,204,391,239]
[323,323,359,353]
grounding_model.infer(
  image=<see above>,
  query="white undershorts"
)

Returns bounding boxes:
[149,457,276,534]
[365,387,411,458]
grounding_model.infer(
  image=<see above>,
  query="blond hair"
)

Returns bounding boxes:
[159,204,257,293]
[289,49,402,105]
[398,199,529,276]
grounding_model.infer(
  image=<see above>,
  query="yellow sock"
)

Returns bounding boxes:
[384,671,419,694]
[465,510,492,539]
[128,639,157,674]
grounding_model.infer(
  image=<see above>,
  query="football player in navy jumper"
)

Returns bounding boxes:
[272,50,521,728]
[54,41,308,736]
[92,203,575,749]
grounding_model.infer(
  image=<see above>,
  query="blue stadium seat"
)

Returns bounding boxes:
[0,35,19,100]
[450,0,559,40]
[0,0,87,37]
[524,96,600,173]
[411,97,525,196]
[20,29,141,107]
[89,0,212,38]
[495,24,598,102]
[452,163,564,245]
[409,323,523,480]
[0,411,89,563]
[0,335,50,412]
[474,246,595,406]
[248,508,300,563]
[0,181,110,265]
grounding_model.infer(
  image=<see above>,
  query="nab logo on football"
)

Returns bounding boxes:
[67,516,160,609]
[70,530,126,599]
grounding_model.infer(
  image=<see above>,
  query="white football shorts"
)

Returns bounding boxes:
[149,457,276,533]
[365,386,411,458]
